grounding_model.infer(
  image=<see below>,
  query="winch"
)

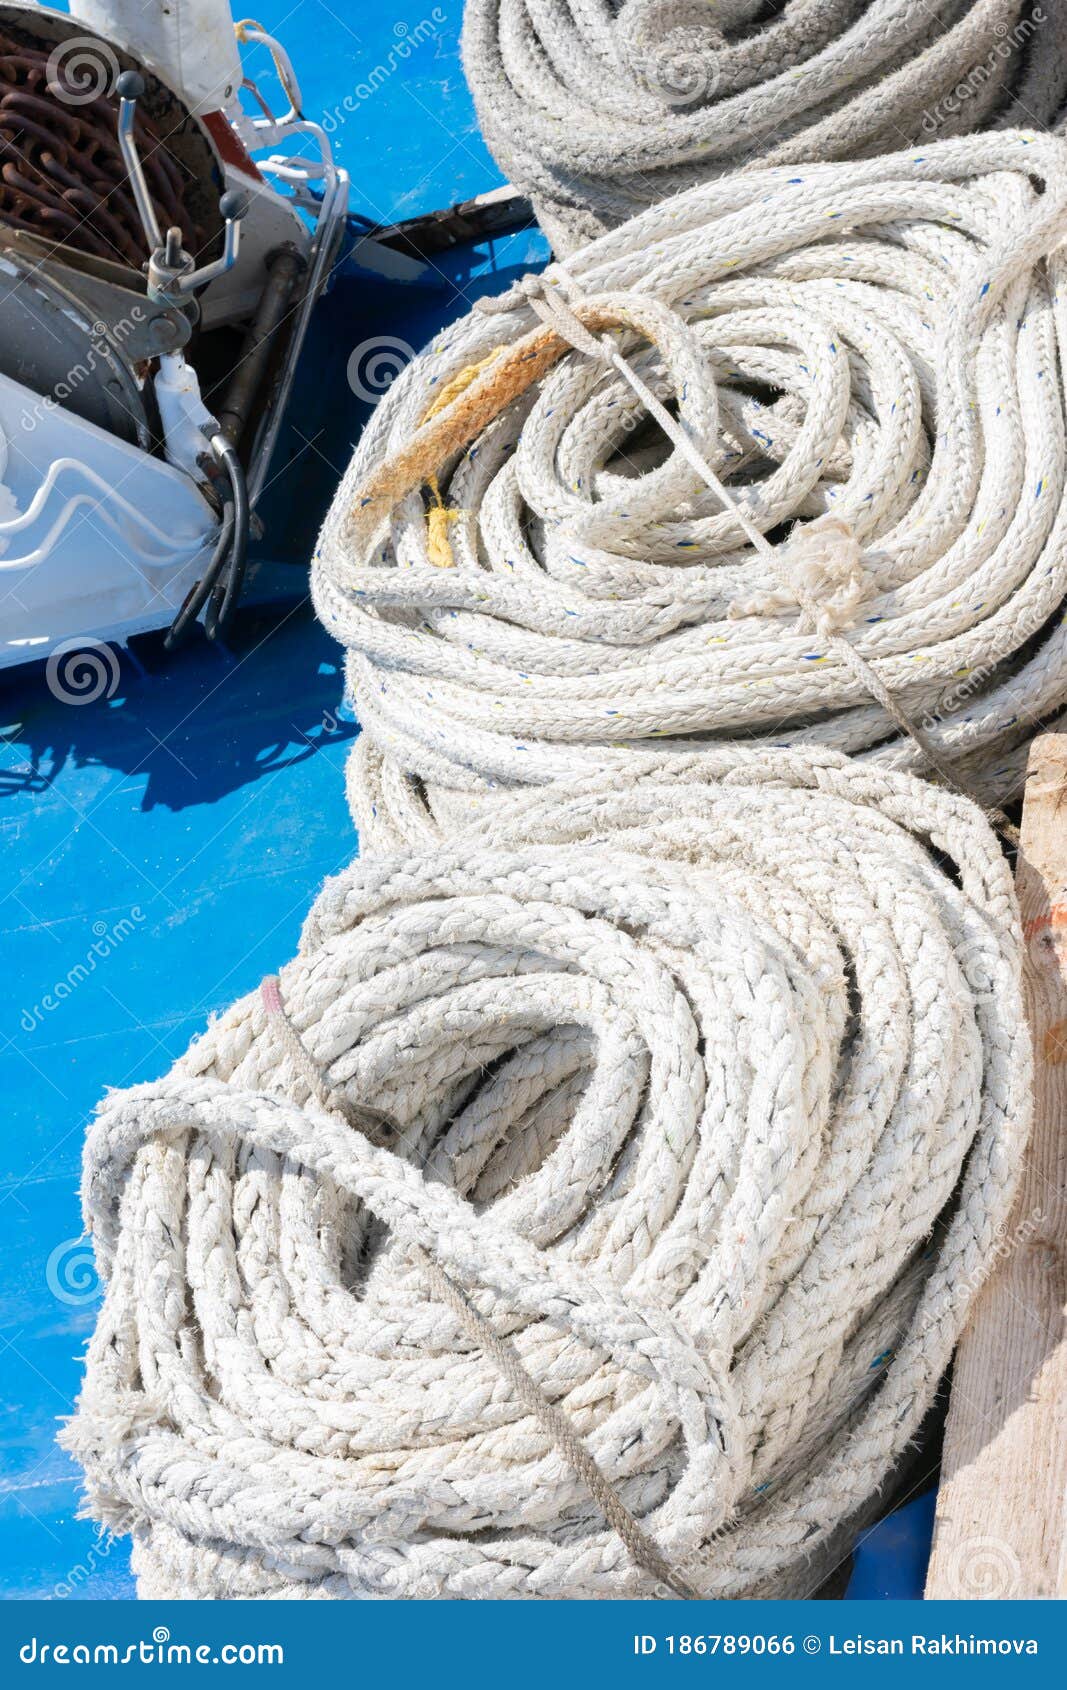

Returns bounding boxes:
[0,0,348,663]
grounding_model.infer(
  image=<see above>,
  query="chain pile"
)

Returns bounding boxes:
[0,28,199,268]
[312,133,1067,848]
[462,0,1067,250]
[63,752,1029,1599]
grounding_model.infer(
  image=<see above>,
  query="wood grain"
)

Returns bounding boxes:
[926,734,1067,1598]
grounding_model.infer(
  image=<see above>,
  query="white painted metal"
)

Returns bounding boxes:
[0,0,351,662]
[0,371,217,666]
[153,352,217,479]
[75,0,243,112]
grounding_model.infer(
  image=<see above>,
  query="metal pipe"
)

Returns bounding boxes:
[215,241,305,447]
[246,163,347,505]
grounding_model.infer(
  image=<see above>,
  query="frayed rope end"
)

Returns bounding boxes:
[729,515,871,637]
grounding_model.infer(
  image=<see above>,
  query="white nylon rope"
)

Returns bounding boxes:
[64,752,1031,1600]
[482,264,1015,839]
[312,133,1067,851]
[462,0,1067,251]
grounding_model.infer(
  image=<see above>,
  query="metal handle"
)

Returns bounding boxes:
[114,72,249,305]
[115,71,162,253]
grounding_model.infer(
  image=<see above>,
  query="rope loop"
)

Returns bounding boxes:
[315,135,1067,845]
[63,752,1031,1599]
[461,0,1067,250]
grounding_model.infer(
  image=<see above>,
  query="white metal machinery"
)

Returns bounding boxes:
[0,0,349,664]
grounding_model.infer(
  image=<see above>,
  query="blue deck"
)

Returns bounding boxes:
[0,2,933,1601]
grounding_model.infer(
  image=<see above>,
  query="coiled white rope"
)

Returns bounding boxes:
[313,133,1067,848]
[462,0,1067,250]
[64,752,1031,1600]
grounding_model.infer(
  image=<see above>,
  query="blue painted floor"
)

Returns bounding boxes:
[1,609,360,1601]
[1,0,546,1603]
[1,2,930,1603]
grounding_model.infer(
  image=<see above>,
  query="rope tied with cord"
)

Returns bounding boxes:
[476,268,1015,837]
[313,134,1067,853]
[61,753,1031,1599]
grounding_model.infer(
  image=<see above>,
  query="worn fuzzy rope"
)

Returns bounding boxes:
[461,0,1067,251]
[63,753,1031,1600]
[312,133,1067,854]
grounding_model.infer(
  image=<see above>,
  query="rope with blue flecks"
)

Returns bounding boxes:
[461,0,1067,251]
[313,133,1067,854]
[62,752,1030,1598]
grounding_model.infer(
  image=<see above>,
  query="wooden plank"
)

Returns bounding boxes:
[926,733,1067,1598]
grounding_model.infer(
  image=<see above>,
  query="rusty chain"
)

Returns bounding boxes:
[0,28,202,269]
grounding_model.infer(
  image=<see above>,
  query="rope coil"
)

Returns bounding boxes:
[461,0,1067,251]
[64,752,1030,1599]
[312,133,1067,849]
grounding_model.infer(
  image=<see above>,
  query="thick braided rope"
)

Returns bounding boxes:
[313,133,1067,848]
[491,265,1018,842]
[461,0,1067,251]
[63,751,1031,1600]
[260,973,702,1600]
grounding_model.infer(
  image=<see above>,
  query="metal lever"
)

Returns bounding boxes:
[115,72,162,253]
[115,70,249,307]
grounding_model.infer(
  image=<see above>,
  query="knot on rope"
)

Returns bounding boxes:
[63,753,1032,1600]
[479,268,616,364]
[476,267,577,315]
[731,516,871,636]
[313,136,1067,837]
